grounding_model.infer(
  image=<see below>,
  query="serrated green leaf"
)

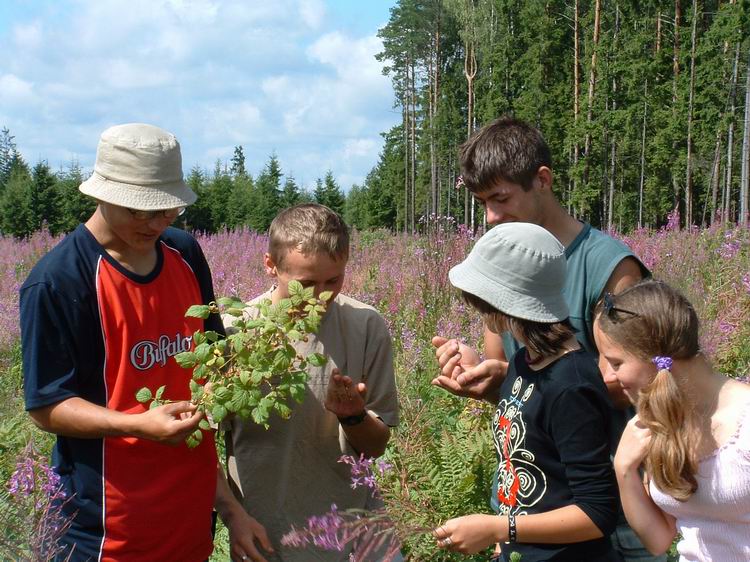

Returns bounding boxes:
[287,329,302,341]
[194,343,211,362]
[319,290,333,303]
[307,353,327,367]
[239,370,251,385]
[154,385,166,400]
[217,296,242,306]
[198,418,211,431]
[205,330,220,342]
[136,387,153,403]
[193,363,207,381]
[185,304,211,319]
[211,404,228,423]
[288,279,303,296]
[193,331,206,346]
[175,351,197,368]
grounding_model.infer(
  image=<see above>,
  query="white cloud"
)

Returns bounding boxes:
[299,0,325,29]
[0,74,34,101]
[0,0,398,192]
[12,21,43,50]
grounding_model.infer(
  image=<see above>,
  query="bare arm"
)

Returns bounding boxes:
[28,396,203,444]
[434,505,606,555]
[614,417,678,555]
[215,467,273,562]
[599,257,646,409]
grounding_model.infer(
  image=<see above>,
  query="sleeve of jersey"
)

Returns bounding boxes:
[548,384,618,536]
[363,312,399,427]
[20,282,80,410]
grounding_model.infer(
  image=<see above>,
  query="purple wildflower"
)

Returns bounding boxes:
[339,454,391,492]
[281,504,345,551]
[742,273,750,294]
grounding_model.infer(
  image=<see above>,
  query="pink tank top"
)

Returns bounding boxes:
[649,403,750,561]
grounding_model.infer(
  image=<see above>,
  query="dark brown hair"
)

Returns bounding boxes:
[461,291,575,358]
[459,116,552,193]
[268,203,349,269]
[596,280,701,500]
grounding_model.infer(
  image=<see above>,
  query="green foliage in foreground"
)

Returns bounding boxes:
[137,280,331,448]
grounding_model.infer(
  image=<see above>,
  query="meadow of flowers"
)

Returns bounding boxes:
[0,217,748,560]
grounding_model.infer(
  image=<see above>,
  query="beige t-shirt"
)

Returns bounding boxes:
[225,290,399,562]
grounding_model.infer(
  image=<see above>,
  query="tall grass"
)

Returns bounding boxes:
[1,219,747,560]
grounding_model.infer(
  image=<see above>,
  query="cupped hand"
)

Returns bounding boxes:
[324,369,367,418]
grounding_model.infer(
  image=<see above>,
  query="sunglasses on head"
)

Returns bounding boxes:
[602,292,639,320]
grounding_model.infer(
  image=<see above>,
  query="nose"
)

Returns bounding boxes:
[598,358,618,384]
[484,205,503,225]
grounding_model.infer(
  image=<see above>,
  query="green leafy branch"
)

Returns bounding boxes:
[136,280,331,447]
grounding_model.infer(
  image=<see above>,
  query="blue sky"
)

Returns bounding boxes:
[0,0,399,191]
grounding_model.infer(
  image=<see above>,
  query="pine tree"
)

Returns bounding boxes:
[279,174,301,209]
[30,161,62,234]
[57,160,95,232]
[0,127,17,189]
[250,154,283,231]
[0,166,34,237]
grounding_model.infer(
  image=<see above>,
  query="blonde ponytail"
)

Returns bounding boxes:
[639,368,699,501]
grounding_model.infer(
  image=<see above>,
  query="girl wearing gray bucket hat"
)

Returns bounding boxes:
[432,223,619,562]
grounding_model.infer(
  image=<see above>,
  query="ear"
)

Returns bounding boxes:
[535,166,553,192]
[263,253,278,278]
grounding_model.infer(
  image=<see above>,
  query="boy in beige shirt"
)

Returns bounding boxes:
[225,203,399,562]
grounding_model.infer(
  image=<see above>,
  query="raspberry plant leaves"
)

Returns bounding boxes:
[136,280,332,447]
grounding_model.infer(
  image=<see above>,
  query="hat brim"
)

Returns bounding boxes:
[449,257,569,323]
[79,171,197,210]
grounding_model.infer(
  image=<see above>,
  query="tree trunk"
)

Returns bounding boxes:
[583,0,602,192]
[464,18,477,227]
[672,0,682,216]
[741,45,750,225]
[638,81,648,228]
[684,0,698,227]
[572,0,580,211]
[723,43,740,222]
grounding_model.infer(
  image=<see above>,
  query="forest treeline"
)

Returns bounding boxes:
[2,0,749,237]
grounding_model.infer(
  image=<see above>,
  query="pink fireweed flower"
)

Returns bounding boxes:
[339,454,392,492]
[742,273,750,294]
[281,504,345,551]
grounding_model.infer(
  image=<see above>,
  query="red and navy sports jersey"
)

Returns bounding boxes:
[21,225,222,562]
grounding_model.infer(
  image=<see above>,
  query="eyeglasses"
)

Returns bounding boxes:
[602,292,638,321]
[126,207,186,220]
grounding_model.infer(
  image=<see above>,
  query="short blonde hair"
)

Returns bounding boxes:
[268,203,349,270]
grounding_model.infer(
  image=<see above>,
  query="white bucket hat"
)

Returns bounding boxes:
[449,222,569,323]
[79,123,197,210]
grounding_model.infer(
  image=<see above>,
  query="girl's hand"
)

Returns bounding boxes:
[614,414,652,473]
[433,514,504,555]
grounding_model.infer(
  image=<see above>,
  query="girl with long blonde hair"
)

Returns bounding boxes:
[594,280,750,561]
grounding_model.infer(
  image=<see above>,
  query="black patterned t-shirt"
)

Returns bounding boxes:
[492,348,619,562]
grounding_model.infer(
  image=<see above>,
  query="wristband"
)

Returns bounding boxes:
[338,411,368,426]
[505,512,517,543]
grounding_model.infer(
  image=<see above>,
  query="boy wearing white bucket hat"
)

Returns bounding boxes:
[431,116,657,562]
[432,223,619,562]
[20,124,270,561]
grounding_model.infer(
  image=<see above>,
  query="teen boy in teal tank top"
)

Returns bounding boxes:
[431,117,660,562]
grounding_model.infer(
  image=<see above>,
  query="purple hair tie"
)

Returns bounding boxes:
[652,356,673,372]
